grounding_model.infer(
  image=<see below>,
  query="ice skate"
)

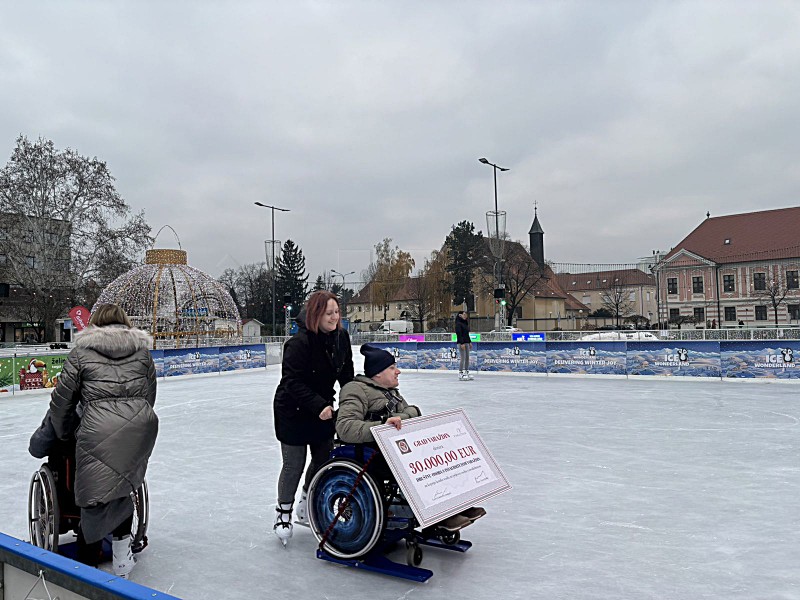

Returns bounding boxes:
[464,370,474,380]
[274,501,293,547]
[112,535,136,579]
[294,490,309,527]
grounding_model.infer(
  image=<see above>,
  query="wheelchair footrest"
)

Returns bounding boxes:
[416,535,472,553]
[316,549,433,582]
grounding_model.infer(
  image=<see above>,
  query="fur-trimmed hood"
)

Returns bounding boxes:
[74,325,154,359]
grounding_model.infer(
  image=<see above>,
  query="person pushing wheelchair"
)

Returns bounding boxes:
[336,345,485,531]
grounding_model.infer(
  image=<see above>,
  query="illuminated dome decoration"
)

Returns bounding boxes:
[93,233,241,348]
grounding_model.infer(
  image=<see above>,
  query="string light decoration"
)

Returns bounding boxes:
[92,233,242,349]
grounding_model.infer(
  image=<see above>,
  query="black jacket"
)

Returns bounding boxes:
[455,314,471,345]
[273,313,354,445]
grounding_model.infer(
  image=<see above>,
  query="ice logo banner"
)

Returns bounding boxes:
[164,347,219,377]
[547,342,626,375]
[477,342,546,373]
[219,344,267,371]
[627,341,721,377]
[416,342,459,370]
[369,342,417,370]
[722,341,800,379]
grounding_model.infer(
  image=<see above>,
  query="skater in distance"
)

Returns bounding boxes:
[455,310,473,380]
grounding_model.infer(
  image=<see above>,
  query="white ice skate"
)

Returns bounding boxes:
[112,535,136,579]
[294,490,309,527]
[274,502,293,547]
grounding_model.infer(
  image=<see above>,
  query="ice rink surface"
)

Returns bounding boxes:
[2,364,800,599]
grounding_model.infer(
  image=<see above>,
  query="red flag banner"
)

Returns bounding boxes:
[69,306,90,332]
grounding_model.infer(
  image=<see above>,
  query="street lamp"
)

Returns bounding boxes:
[254,202,290,335]
[478,157,510,328]
[331,269,355,320]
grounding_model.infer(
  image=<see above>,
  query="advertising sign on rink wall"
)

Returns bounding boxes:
[627,341,721,377]
[721,340,800,379]
[547,342,627,375]
[0,357,14,394]
[417,342,461,371]
[369,342,418,370]
[477,342,546,373]
[151,349,165,378]
[164,347,220,377]
[219,344,267,371]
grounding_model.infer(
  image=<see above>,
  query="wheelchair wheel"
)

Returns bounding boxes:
[28,465,59,552]
[307,459,385,560]
[131,478,149,553]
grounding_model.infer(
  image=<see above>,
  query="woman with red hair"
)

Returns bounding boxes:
[272,290,354,545]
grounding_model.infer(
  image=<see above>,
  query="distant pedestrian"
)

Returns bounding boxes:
[455,310,473,381]
[738,319,744,328]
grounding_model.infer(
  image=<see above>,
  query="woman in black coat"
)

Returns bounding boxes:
[455,310,473,380]
[272,290,354,545]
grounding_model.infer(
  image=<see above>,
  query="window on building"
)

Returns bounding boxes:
[723,274,735,292]
[753,272,766,291]
[755,305,767,321]
[789,304,800,321]
[694,307,705,322]
[669,308,680,321]
[582,295,591,306]
[692,276,703,294]
[25,256,35,268]
[515,306,522,318]
[646,291,651,301]
[667,278,677,294]
[724,306,736,322]
[0,283,8,297]
[629,291,635,301]
[787,271,799,290]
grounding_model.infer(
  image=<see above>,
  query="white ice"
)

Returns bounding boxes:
[2,362,800,599]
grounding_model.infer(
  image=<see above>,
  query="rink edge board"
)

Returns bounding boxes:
[0,532,181,600]
[365,341,800,381]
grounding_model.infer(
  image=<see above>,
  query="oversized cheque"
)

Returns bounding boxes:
[372,408,511,528]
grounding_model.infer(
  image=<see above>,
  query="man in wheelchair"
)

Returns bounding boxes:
[335,345,486,532]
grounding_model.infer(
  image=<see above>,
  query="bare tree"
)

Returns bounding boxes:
[754,276,790,326]
[364,238,415,321]
[600,275,636,327]
[0,136,151,340]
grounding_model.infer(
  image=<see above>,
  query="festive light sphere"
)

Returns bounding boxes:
[93,248,242,348]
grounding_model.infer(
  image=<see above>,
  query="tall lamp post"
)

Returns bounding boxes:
[331,269,355,321]
[479,157,510,328]
[254,202,290,335]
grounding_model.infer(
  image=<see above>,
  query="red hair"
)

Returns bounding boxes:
[304,290,340,334]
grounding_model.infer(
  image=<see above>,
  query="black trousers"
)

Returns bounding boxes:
[76,514,133,566]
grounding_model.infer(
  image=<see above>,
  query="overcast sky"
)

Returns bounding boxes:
[3,1,800,286]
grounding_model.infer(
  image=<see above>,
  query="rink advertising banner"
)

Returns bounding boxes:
[150,350,165,378]
[0,357,14,394]
[372,408,511,528]
[627,341,721,377]
[417,342,461,370]
[219,344,267,371]
[547,342,627,375]
[368,342,418,370]
[721,340,800,379]
[163,347,219,377]
[477,342,546,373]
[15,354,70,391]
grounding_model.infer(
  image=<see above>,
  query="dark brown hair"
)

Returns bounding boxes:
[304,291,340,334]
[89,304,132,328]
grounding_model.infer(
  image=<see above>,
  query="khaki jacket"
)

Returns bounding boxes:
[336,375,421,444]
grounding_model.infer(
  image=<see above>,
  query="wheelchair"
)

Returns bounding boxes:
[307,444,472,582]
[28,451,149,559]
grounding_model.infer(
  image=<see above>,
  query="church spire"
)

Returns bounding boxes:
[529,202,544,266]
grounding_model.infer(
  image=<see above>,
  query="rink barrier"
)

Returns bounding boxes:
[0,531,180,600]
[1,343,278,395]
[369,341,800,380]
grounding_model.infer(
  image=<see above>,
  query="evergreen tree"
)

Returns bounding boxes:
[445,221,484,308]
[313,275,325,292]
[276,240,309,317]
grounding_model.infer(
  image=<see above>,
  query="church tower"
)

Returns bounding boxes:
[529,204,544,266]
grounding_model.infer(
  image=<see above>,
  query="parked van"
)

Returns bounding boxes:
[380,320,414,334]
